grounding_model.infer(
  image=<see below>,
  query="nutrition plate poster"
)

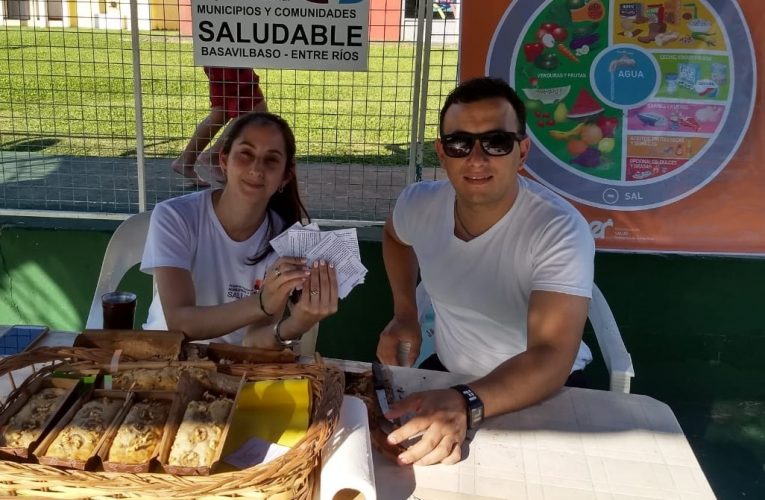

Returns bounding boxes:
[461,0,764,255]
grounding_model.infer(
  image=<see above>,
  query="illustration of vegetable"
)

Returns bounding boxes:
[534,53,559,70]
[691,32,716,47]
[556,44,579,63]
[524,42,545,62]
[570,33,599,51]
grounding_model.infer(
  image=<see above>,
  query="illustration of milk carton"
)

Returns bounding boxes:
[677,62,701,89]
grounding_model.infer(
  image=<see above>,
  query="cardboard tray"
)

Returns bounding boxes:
[99,391,179,473]
[0,377,81,459]
[158,371,245,476]
[74,330,185,361]
[34,388,133,470]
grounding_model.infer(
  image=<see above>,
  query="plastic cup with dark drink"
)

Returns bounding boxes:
[102,291,137,330]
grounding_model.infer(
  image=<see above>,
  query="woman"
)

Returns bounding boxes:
[141,112,338,348]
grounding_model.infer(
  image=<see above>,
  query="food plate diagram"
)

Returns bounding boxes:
[487,0,755,210]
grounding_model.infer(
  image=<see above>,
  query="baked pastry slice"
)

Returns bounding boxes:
[108,399,170,464]
[1,388,66,448]
[45,397,123,461]
[168,394,233,468]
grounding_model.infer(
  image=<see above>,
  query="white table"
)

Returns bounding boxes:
[335,360,715,500]
[1,329,715,499]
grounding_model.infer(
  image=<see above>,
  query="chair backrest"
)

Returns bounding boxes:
[84,210,319,357]
[414,282,635,393]
[86,211,152,329]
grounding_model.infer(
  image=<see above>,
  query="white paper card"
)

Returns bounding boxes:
[222,437,290,469]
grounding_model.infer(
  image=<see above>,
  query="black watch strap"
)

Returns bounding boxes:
[451,384,484,429]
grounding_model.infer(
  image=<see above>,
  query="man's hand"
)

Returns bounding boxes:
[385,389,467,466]
[377,316,422,366]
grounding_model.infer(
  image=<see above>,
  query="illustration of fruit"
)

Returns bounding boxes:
[567,139,588,156]
[526,100,542,112]
[581,124,604,145]
[571,147,602,167]
[549,122,584,140]
[553,102,568,123]
[598,138,615,153]
[596,115,619,137]
[567,89,604,121]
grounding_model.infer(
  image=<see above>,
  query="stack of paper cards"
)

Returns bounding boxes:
[269,222,368,299]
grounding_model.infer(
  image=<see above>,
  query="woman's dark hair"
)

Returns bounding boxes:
[439,77,526,136]
[221,111,310,265]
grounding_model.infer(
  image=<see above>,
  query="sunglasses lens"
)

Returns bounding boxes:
[443,134,474,157]
[481,132,515,156]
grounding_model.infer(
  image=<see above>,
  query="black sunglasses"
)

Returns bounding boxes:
[440,131,526,158]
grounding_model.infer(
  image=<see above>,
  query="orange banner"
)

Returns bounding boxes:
[461,0,765,255]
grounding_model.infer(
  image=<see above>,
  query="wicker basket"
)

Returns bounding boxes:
[0,346,344,499]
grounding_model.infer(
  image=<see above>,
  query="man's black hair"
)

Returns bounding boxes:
[439,77,526,136]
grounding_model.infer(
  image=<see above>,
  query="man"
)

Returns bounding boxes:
[376,77,595,466]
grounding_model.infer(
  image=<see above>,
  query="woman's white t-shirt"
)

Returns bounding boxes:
[393,177,595,376]
[140,190,280,345]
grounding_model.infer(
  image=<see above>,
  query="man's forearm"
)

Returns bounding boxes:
[468,345,575,418]
[382,220,419,319]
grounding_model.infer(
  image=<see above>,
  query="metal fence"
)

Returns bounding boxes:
[0,0,460,225]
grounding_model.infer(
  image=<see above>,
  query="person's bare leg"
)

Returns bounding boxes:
[172,107,227,186]
[199,100,269,183]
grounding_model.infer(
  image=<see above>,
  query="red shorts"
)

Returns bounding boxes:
[203,67,265,120]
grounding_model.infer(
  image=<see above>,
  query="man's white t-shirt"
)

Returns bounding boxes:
[393,177,595,377]
[140,190,280,345]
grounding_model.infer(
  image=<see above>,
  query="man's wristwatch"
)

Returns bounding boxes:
[451,384,484,429]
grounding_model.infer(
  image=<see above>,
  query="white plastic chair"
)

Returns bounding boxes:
[85,211,318,357]
[86,211,152,330]
[415,282,635,393]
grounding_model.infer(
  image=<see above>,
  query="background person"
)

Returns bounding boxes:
[146,112,337,348]
[172,67,267,187]
[376,77,595,465]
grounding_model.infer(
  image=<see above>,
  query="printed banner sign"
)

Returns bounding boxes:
[461,0,764,255]
[191,0,369,71]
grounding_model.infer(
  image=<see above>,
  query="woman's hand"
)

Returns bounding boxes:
[287,260,339,333]
[260,257,310,318]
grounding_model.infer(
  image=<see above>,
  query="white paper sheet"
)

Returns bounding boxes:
[320,396,376,500]
[305,233,368,299]
[269,224,368,299]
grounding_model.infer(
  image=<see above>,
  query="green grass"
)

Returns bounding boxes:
[0,27,457,165]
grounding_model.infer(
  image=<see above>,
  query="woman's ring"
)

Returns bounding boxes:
[310,289,319,296]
